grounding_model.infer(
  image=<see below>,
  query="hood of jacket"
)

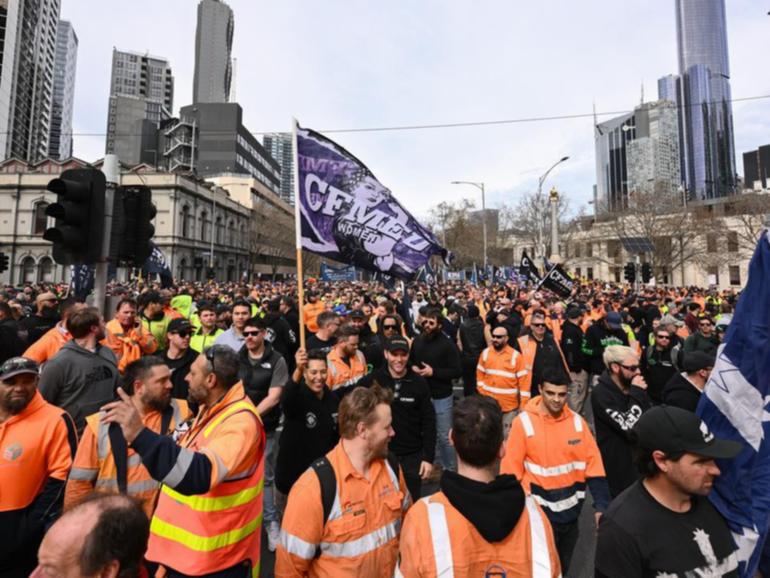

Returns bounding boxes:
[522,395,574,424]
[60,339,117,365]
[440,471,525,542]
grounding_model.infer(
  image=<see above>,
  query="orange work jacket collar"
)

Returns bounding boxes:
[331,440,385,484]
[3,390,47,427]
[328,348,359,365]
[524,395,575,425]
[190,382,248,432]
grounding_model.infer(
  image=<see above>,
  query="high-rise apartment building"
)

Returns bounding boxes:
[105,49,174,166]
[743,145,770,191]
[0,0,61,163]
[193,0,234,104]
[627,100,681,199]
[675,0,736,200]
[262,133,294,205]
[48,19,77,160]
[595,111,635,213]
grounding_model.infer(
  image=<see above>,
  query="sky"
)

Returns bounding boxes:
[60,0,770,219]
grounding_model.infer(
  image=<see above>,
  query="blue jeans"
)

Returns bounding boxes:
[264,431,279,523]
[432,395,456,471]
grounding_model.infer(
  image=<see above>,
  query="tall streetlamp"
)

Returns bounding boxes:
[451,181,487,268]
[537,156,569,259]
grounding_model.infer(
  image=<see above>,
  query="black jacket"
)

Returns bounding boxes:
[264,313,294,366]
[560,320,585,373]
[359,367,436,462]
[410,331,462,400]
[238,344,288,432]
[275,379,340,495]
[641,346,677,404]
[0,318,25,364]
[459,317,486,360]
[591,371,651,498]
[158,348,198,402]
[358,324,384,371]
[583,323,629,375]
[662,372,702,413]
[18,312,59,347]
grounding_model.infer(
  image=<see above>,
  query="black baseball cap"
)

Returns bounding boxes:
[168,319,193,334]
[385,336,410,353]
[0,357,39,381]
[349,309,367,319]
[633,405,742,459]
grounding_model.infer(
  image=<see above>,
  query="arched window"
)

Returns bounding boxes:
[21,257,36,284]
[181,205,190,238]
[33,202,49,235]
[227,219,235,246]
[178,258,187,281]
[38,257,54,283]
[216,216,223,244]
[200,211,209,242]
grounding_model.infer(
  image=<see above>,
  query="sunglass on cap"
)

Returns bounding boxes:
[243,330,263,337]
[0,357,39,379]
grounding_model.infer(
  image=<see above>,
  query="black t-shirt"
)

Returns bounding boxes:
[595,481,739,578]
[306,334,335,356]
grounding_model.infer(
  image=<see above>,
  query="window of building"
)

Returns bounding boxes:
[729,265,741,286]
[574,244,581,258]
[21,257,36,284]
[613,267,621,283]
[181,205,190,238]
[586,243,593,258]
[575,267,582,278]
[215,216,223,244]
[38,257,53,282]
[200,211,209,242]
[727,231,739,253]
[707,266,720,286]
[706,234,718,254]
[33,202,49,235]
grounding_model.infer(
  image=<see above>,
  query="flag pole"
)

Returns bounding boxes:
[292,118,306,349]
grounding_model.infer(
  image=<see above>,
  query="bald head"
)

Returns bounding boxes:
[33,494,148,578]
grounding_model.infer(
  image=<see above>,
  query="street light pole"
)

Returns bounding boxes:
[537,156,569,260]
[451,180,487,269]
[549,187,559,260]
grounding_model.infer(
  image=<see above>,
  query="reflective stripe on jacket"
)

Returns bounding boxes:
[476,345,529,412]
[276,442,410,577]
[104,319,158,373]
[326,349,367,390]
[397,492,561,578]
[146,386,266,577]
[501,396,606,525]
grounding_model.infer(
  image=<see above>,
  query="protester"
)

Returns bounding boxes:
[358,335,436,500]
[398,395,561,577]
[348,308,384,371]
[326,324,367,389]
[683,315,720,356]
[38,306,119,434]
[306,310,340,355]
[157,318,198,402]
[277,385,410,577]
[517,309,569,399]
[214,299,251,351]
[303,291,325,334]
[101,345,266,578]
[560,305,588,413]
[501,368,609,573]
[23,298,82,365]
[458,304,486,397]
[32,494,150,578]
[18,291,60,346]
[595,405,741,577]
[0,301,26,363]
[0,357,76,578]
[591,345,652,498]
[139,291,172,350]
[641,326,679,404]
[65,356,190,516]
[263,297,296,366]
[583,310,630,380]
[662,350,715,412]
[189,302,223,353]
[105,297,158,373]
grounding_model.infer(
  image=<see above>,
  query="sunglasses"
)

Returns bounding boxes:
[656,334,671,340]
[243,330,263,338]
[531,323,546,328]
[491,334,507,339]
[619,364,640,372]
[174,331,192,338]
[700,322,712,327]
[383,325,398,330]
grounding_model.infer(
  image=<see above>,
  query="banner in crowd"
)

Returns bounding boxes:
[697,230,770,577]
[470,264,478,285]
[446,270,466,282]
[538,263,575,298]
[519,250,542,284]
[70,263,94,302]
[320,263,357,282]
[295,124,451,279]
[416,261,437,284]
[144,242,173,289]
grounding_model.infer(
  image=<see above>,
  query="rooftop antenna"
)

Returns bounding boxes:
[640,81,644,105]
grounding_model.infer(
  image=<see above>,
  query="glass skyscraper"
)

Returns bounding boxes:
[675,0,736,200]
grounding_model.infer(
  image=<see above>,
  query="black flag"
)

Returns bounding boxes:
[519,250,542,284]
[539,264,575,298]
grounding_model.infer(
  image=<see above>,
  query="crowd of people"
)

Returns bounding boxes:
[0,276,745,577]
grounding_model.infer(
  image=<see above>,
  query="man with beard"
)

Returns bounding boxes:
[358,336,436,501]
[411,307,462,473]
[18,292,60,347]
[157,319,198,404]
[104,298,158,374]
[641,327,679,404]
[306,311,340,356]
[459,304,486,397]
[596,406,741,577]
[23,299,83,365]
[0,301,26,363]
[38,307,118,435]
[591,345,652,498]
[0,357,76,578]
[277,385,410,578]
[348,308,384,371]
[64,357,191,517]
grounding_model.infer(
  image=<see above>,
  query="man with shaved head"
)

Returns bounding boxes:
[32,493,149,578]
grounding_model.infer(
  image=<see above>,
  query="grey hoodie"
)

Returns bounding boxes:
[38,340,118,434]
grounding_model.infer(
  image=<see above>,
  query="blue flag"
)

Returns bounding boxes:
[697,230,770,577]
[144,242,173,288]
[296,123,451,279]
[416,261,436,284]
[321,263,356,282]
[470,263,478,285]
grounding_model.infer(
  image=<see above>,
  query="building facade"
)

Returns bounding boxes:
[595,111,635,213]
[0,0,61,163]
[743,145,770,191]
[193,0,234,104]
[262,132,294,205]
[48,19,77,160]
[675,0,736,200]
[626,100,681,199]
[105,49,174,166]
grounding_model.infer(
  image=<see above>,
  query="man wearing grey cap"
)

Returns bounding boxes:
[595,405,741,577]
[662,351,715,413]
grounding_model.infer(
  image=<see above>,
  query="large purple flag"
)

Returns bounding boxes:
[295,124,450,279]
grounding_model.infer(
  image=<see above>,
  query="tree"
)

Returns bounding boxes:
[725,192,770,254]
[428,198,485,267]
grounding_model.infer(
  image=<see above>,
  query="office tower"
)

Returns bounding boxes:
[263,133,295,205]
[48,20,78,160]
[743,145,770,190]
[595,111,635,213]
[657,74,686,184]
[627,100,681,199]
[105,49,174,166]
[675,0,736,200]
[193,0,234,104]
[0,0,61,162]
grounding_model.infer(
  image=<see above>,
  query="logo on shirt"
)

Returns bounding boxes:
[655,528,738,578]
[567,438,582,446]
[3,443,22,461]
[306,412,318,429]
[699,421,714,443]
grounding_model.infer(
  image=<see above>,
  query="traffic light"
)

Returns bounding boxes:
[206,267,216,280]
[641,263,652,283]
[44,169,106,264]
[623,262,636,283]
[112,185,156,266]
[0,252,9,273]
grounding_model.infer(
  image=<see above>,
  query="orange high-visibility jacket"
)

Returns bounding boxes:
[303,302,326,334]
[326,348,367,390]
[276,442,411,578]
[103,318,158,373]
[501,396,606,525]
[146,384,265,577]
[397,491,561,578]
[64,399,190,517]
[24,323,71,364]
[476,344,530,412]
